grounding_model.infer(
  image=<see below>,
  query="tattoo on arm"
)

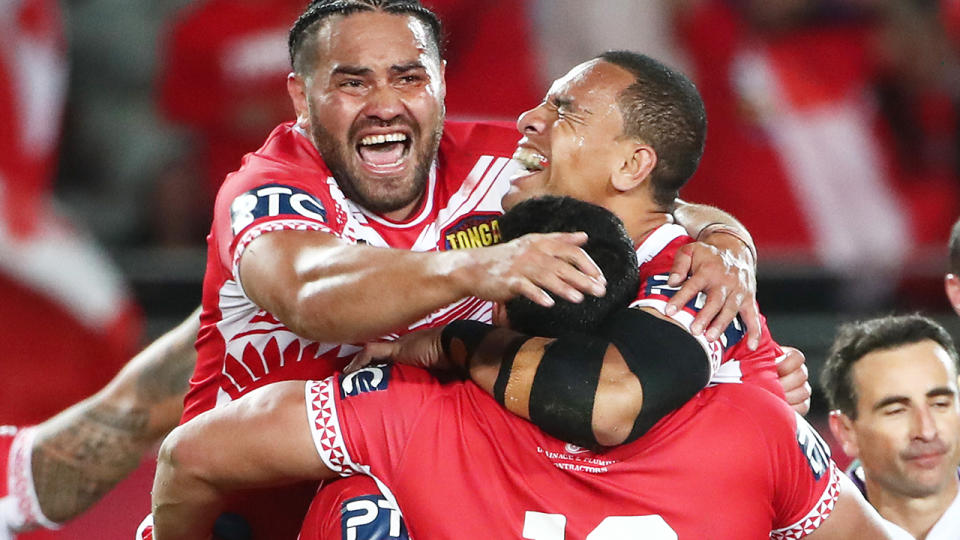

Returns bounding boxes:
[31,404,150,523]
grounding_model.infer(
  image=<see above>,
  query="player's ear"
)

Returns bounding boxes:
[287,72,310,129]
[828,410,860,460]
[945,273,960,317]
[612,141,656,193]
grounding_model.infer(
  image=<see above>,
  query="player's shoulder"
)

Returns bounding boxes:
[704,384,797,430]
[635,222,694,271]
[335,364,452,403]
[440,120,519,156]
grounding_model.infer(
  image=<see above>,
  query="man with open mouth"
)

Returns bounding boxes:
[163,0,807,537]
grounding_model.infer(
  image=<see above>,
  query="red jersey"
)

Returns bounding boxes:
[185,120,521,422]
[304,364,840,539]
[632,222,784,397]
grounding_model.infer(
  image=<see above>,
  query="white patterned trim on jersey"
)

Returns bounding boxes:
[305,378,363,477]
[770,462,841,539]
[231,218,334,293]
[0,426,58,532]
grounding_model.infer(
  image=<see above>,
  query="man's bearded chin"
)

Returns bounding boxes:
[308,116,442,215]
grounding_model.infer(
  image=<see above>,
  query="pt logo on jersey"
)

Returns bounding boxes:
[340,364,391,398]
[341,495,409,540]
[442,213,501,250]
[229,183,327,235]
[795,413,831,480]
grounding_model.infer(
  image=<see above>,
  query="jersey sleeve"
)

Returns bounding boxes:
[767,407,841,538]
[632,236,784,396]
[211,153,342,283]
[303,364,442,482]
[300,475,411,540]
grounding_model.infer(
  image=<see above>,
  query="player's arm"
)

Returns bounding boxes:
[22,307,200,527]
[151,380,335,540]
[352,306,711,448]
[803,474,900,540]
[671,199,760,349]
[239,229,606,343]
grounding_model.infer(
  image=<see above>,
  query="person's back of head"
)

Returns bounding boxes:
[498,196,639,336]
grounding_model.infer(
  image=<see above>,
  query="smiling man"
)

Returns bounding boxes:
[177,0,802,536]
[823,314,960,539]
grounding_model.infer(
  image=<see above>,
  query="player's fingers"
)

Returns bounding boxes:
[667,244,694,287]
[548,240,606,286]
[346,343,394,373]
[550,259,606,299]
[665,274,703,317]
[740,299,762,351]
[703,292,743,342]
[776,347,806,377]
[515,279,556,307]
[690,285,727,337]
[784,383,812,416]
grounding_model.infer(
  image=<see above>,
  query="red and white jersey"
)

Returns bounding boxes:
[0,425,58,538]
[631,222,785,398]
[185,120,521,421]
[304,364,840,539]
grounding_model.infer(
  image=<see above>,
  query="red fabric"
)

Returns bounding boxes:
[632,224,784,398]
[301,476,409,539]
[304,366,838,538]
[0,273,140,426]
[0,0,66,238]
[422,0,542,120]
[158,0,304,198]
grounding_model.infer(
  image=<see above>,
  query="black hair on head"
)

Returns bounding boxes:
[595,50,706,210]
[289,0,445,74]
[499,196,639,337]
[821,313,959,419]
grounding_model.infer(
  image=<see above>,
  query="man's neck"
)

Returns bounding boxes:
[607,196,670,245]
[866,476,959,539]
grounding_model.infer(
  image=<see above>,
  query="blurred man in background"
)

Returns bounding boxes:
[823,314,960,539]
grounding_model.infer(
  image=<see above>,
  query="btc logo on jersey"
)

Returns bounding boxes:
[340,364,391,398]
[795,413,831,480]
[229,183,327,235]
[442,213,501,250]
[341,494,409,540]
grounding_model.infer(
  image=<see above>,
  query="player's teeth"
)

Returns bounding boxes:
[512,147,546,171]
[360,133,408,146]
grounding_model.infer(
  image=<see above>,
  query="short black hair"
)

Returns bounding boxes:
[821,314,959,419]
[289,0,445,74]
[499,196,639,337]
[595,51,706,210]
[949,217,960,275]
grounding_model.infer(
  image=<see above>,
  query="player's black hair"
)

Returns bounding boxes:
[289,0,445,74]
[950,217,960,275]
[595,50,706,210]
[499,196,639,337]
[821,314,959,419]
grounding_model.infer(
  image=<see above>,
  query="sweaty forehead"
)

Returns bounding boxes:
[315,11,438,69]
[546,60,633,110]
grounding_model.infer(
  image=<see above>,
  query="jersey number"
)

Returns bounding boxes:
[522,512,677,539]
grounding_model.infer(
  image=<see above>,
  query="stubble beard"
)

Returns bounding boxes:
[308,110,444,215]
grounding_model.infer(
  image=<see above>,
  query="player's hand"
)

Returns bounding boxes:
[777,347,811,416]
[346,328,448,374]
[463,232,606,307]
[665,241,760,350]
